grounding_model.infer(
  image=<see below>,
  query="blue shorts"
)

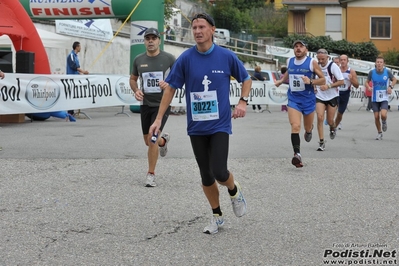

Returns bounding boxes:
[371,101,388,112]
[287,98,316,115]
[338,90,351,114]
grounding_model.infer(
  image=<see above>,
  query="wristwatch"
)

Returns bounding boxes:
[389,85,394,89]
[327,83,332,89]
[239,97,249,103]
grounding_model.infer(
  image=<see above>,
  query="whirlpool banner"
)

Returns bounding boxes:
[1,74,398,114]
[0,74,136,115]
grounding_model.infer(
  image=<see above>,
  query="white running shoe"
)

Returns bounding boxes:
[159,133,170,157]
[145,173,156,187]
[375,133,383,140]
[317,141,326,151]
[230,181,247,217]
[203,214,224,234]
[338,123,342,130]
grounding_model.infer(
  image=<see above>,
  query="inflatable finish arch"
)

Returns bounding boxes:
[0,0,51,74]
[18,0,165,73]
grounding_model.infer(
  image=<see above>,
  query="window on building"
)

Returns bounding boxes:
[371,17,391,39]
[326,14,341,32]
[293,12,306,34]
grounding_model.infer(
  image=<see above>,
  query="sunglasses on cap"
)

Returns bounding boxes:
[191,13,215,26]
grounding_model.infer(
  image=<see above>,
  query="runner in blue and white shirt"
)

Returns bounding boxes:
[275,40,325,167]
[365,56,397,140]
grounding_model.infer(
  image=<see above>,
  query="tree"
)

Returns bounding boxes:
[207,0,287,38]
[383,48,399,67]
[208,0,254,32]
[250,5,288,38]
[164,0,177,22]
[232,0,265,10]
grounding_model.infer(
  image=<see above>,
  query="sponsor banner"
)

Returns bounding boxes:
[240,81,399,106]
[265,45,293,58]
[168,81,399,106]
[0,73,136,114]
[130,21,158,46]
[157,81,393,107]
[55,19,113,42]
[1,75,398,114]
[265,45,399,78]
[29,0,114,18]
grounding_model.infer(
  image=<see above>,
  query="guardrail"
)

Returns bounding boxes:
[165,26,275,62]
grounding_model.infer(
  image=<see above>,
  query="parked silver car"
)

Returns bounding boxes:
[246,69,280,82]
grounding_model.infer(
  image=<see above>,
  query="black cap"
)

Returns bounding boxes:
[292,40,308,48]
[144,28,160,38]
[191,13,215,26]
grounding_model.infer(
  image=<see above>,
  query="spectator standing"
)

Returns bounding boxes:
[250,66,265,113]
[165,25,175,41]
[66,41,89,115]
[365,80,373,112]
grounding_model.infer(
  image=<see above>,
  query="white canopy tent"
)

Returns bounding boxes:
[0,28,72,49]
[0,28,72,73]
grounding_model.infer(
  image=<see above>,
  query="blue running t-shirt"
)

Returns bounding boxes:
[166,44,250,135]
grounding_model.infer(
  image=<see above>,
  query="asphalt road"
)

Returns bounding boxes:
[1,105,398,265]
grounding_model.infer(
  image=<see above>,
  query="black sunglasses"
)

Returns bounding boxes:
[191,13,215,26]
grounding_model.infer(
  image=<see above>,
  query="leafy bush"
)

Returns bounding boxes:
[283,34,379,62]
[383,48,399,67]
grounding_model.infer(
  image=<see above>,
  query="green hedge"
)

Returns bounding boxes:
[283,35,379,62]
